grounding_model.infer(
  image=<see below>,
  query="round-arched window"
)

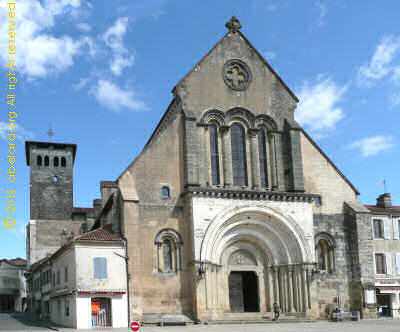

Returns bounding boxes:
[162,186,170,198]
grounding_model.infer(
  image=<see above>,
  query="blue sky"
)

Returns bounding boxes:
[1,0,400,259]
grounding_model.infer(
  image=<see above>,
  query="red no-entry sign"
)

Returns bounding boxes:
[130,321,140,331]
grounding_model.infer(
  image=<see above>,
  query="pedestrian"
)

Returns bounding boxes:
[273,301,280,321]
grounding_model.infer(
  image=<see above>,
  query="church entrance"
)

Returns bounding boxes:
[228,271,259,312]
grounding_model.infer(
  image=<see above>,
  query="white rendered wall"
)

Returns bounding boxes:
[191,196,315,263]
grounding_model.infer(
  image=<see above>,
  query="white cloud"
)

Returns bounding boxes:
[90,79,148,112]
[264,51,276,61]
[76,22,91,32]
[0,122,34,141]
[346,135,395,157]
[103,17,135,76]
[389,92,400,108]
[295,76,347,136]
[72,77,90,91]
[314,0,328,27]
[0,0,86,78]
[358,35,400,85]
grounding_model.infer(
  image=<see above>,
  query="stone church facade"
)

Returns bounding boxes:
[26,17,380,324]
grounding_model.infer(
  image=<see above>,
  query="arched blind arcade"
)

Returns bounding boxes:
[209,124,220,185]
[258,131,268,188]
[231,123,247,186]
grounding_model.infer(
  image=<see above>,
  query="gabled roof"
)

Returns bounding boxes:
[364,204,400,214]
[301,129,360,195]
[74,224,122,242]
[0,257,27,267]
[173,29,299,102]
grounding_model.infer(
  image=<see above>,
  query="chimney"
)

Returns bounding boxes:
[377,193,392,209]
[93,199,102,220]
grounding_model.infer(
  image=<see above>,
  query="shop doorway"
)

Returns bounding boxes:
[377,293,392,317]
[0,295,14,312]
[228,271,259,312]
[91,298,112,327]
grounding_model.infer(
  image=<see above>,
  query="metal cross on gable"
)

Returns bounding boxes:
[226,65,245,87]
[47,122,55,140]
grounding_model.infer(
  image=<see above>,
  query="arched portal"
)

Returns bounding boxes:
[197,204,314,318]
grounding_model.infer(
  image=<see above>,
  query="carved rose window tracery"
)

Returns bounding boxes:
[222,59,252,91]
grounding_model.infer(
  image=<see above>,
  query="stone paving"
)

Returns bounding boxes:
[1,314,399,332]
[0,313,48,331]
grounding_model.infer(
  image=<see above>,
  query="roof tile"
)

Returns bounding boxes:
[74,224,122,242]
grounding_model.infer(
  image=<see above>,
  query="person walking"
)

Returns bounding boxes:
[273,301,280,321]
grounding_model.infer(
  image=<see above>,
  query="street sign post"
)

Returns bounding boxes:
[130,321,140,331]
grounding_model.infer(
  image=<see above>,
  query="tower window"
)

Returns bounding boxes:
[163,239,172,272]
[37,155,42,166]
[209,124,220,185]
[162,186,170,198]
[54,156,59,167]
[44,156,49,166]
[231,123,248,187]
[257,130,268,188]
[61,157,66,167]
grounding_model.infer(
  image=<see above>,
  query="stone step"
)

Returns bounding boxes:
[210,313,315,325]
[142,313,195,326]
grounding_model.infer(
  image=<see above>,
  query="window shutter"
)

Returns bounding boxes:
[373,253,376,274]
[101,258,107,279]
[386,253,392,274]
[93,258,100,279]
[384,219,390,239]
[371,219,376,238]
[394,219,400,240]
[396,253,400,275]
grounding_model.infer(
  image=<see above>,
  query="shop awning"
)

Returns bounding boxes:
[376,286,400,294]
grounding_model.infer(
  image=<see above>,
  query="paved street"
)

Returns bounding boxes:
[139,320,400,332]
[0,313,48,331]
[0,314,399,332]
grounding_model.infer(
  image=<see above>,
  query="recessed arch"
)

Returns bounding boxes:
[154,228,183,246]
[225,107,255,129]
[200,109,226,126]
[200,204,312,266]
[255,114,278,131]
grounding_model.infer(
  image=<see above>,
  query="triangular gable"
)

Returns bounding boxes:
[173,28,298,102]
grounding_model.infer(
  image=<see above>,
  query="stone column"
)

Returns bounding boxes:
[296,266,303,312]
[278,268,284,310]
[257,271,266,312]
[249,129,261,190]
[292,265,298,311]
[220,126,232,188]
[273,266,279,302]
[265,131,272,190]
[306,266,312,310]
[272,131,284,191]
[269,133,278,189]
[287,265,295,312]
[157,243,162,272]
[282,268,288,313]
[329,248,335,273]
[266,267,273,312]
[202,125,211,186]
[301,266,308,311]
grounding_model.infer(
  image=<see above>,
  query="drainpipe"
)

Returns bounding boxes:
[121,235,130,327]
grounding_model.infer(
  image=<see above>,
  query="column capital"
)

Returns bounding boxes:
[219,125,230,135]
[248,128,259,137]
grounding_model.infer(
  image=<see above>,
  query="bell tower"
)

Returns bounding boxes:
[25,141,76,220]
